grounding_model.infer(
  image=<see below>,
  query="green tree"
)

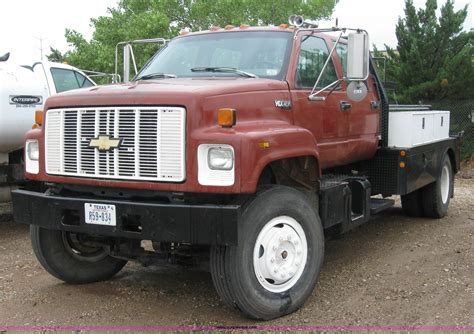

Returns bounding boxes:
[63,0,335,75]
[385,0,473,103]
[46,47,65,63]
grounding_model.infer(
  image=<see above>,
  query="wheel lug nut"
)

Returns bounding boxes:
[270,258,275,263]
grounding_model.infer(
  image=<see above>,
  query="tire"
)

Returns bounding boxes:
[422,153,453,218]
[210,186,324,320]
[401,189,424,217]
[31,225,127,284]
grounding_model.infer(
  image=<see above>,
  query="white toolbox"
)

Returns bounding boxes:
[388,110,450,148]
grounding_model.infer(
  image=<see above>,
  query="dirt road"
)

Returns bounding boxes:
[0,178,472,327]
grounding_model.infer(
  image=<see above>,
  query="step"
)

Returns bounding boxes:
[370,198,395,215]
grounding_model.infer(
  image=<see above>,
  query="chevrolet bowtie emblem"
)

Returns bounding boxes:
[88,135,122,152]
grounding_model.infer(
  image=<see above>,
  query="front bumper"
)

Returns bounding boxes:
[12,189,240,246]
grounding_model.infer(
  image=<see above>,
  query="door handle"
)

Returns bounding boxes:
[340,101,352,111]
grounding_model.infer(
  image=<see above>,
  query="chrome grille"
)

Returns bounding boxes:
[45,107,186,182]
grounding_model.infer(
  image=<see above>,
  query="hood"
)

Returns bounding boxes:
[44,77,289,110]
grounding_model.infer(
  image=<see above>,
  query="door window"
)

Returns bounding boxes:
[336,43,348,77]
[50,68,94,93]
[296,36,338,89]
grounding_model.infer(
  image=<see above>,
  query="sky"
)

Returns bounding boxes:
[0,0,472,66]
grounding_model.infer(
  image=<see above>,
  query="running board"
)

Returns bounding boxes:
[370,198,395,215]
[320,176,392,233]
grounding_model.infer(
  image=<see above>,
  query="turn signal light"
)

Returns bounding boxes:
[35,109,44,126]
[258,141,270,149]
[217,108,236,128]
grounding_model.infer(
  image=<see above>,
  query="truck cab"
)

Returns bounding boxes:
[12,18,461,320]
[31,61,95,96]
[0,60,95,200]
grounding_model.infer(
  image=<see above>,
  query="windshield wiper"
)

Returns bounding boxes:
[190,67,257,78]
[135,73,177,80]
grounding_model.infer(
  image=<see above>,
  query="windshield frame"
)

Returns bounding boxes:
[134,30,294,82]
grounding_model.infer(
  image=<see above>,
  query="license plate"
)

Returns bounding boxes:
[84,203,116,226]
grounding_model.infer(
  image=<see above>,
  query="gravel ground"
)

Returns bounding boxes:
[0,177,472,327]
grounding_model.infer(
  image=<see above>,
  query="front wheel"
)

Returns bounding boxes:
[210,186,324,320]
[31,226,127,284]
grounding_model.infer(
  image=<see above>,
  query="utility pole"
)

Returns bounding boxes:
[35,36,46,60]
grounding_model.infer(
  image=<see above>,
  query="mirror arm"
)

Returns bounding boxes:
[114,38,168,83]
[129,45,138,76]
[308,79,343,101]
[326,78,342,97]
[309,31,344,99]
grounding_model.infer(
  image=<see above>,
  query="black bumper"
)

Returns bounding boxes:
[11,189,240,246]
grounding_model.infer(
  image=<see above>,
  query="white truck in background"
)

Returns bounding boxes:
[0,53,96,201]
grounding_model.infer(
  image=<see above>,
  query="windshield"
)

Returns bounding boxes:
[136,31,293,80]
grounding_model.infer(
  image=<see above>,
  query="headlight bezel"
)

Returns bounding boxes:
[25,139,39,174]
[197,144,235,186]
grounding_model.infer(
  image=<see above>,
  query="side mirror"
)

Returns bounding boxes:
[347,32,369,81]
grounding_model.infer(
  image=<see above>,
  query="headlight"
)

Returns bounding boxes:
[208,147,234,170]
[25,139,39,174]
[27,140,39,161]
[198,144,235,186]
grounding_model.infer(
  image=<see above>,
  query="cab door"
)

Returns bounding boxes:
[333,42,380,162]
[288,33,349,169]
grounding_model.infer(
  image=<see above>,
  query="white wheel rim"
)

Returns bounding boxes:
[253,216,308,293]
[440,164,450,204]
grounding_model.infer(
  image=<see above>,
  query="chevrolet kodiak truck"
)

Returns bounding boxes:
[12,16,461,320]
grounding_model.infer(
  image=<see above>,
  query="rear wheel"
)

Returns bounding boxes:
[210,186,324,320]
[422,153,453,218]
[31,225,127,284]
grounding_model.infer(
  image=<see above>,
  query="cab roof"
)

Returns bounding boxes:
[177,25,297,38]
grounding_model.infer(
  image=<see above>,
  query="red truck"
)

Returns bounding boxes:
[12,16,461,319]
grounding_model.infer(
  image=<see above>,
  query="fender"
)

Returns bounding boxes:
[192,121,320,193]
[235,121,320,193]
